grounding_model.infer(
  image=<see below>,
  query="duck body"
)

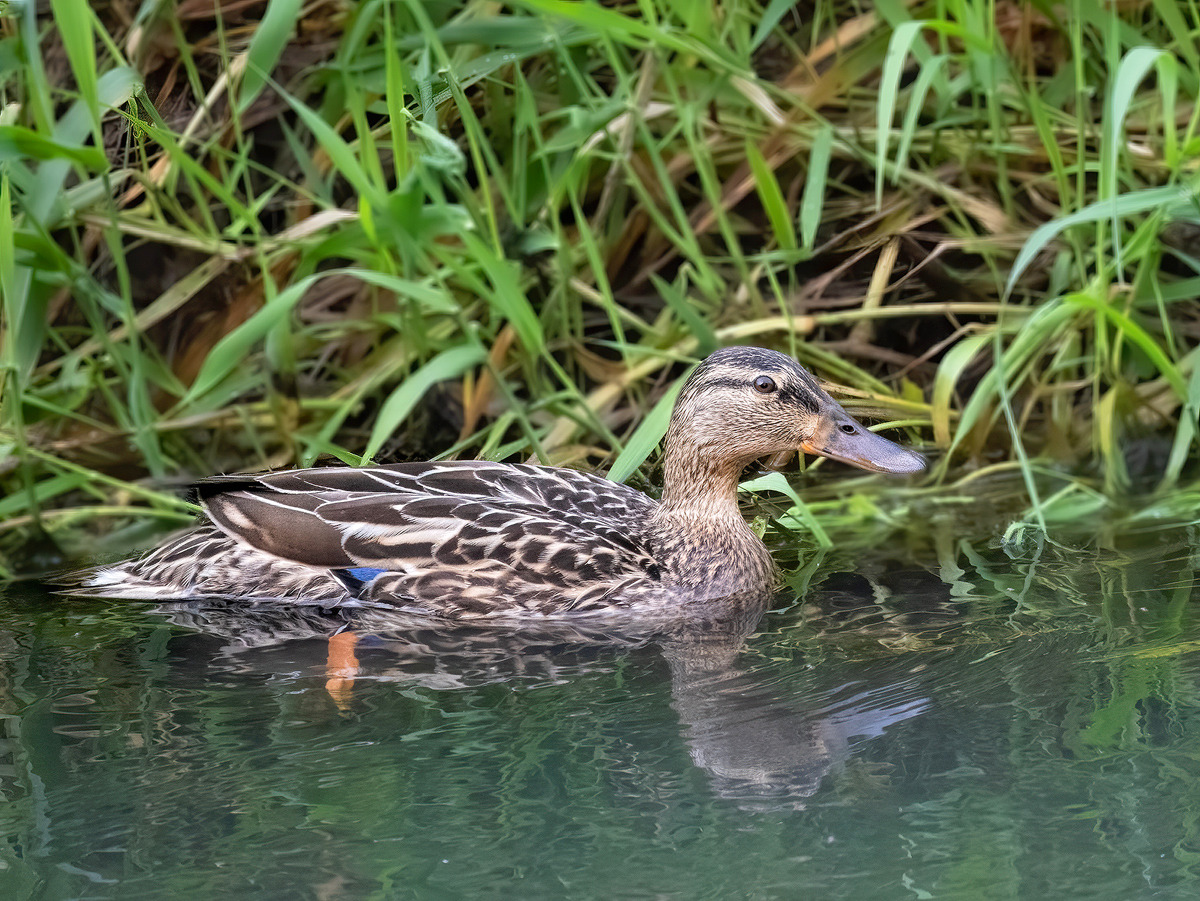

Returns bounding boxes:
[77,461,775,616]
[71,347,924,619]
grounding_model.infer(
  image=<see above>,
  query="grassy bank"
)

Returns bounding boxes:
[2,0,1199,573]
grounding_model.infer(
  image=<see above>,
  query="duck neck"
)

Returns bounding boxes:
[647,435,775,594]
[654,439,748,525]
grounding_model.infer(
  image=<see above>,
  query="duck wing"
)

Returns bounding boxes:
[198,461,663,616]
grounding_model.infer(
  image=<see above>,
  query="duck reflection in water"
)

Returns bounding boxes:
[154,583,930,810]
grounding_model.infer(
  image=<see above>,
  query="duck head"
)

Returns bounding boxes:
[660,346,925,493]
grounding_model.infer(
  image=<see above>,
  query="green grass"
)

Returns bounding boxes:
[1,0,1199,572]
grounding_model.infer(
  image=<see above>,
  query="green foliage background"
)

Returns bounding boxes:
[2,0,1199,573]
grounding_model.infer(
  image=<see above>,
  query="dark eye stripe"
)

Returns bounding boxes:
[777,383,819,414]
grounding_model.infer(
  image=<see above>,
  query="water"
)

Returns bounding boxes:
[3,524,1200,899]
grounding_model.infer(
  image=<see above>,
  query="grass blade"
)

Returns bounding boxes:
[362,343,488,463]
[238,0,304,114]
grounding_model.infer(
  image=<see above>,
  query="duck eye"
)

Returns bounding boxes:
[753,375,777,394]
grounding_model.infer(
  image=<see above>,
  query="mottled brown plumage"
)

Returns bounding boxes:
[67,347,924,619]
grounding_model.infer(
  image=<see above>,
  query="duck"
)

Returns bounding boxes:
[68,346,924,618]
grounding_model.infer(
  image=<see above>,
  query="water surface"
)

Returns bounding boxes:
[3,524,1200,899]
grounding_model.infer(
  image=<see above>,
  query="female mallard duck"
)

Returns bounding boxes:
[72,347,923,617]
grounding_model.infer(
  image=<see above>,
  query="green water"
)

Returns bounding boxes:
[3,526,1200,899]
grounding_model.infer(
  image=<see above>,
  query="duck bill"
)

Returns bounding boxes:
[801,409,925,475]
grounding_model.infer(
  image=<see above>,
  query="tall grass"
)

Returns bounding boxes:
[1,0,1198,572]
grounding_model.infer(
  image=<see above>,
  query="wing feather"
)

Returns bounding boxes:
[193,460,662,613]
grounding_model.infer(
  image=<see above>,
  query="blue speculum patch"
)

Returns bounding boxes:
[343,566,386,584]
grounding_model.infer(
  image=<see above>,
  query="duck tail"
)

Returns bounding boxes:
[54,561,196,600]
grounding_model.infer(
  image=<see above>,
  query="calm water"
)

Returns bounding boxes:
[3,523,1200,899]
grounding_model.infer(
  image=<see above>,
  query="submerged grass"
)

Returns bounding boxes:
[1,0,1198,573]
